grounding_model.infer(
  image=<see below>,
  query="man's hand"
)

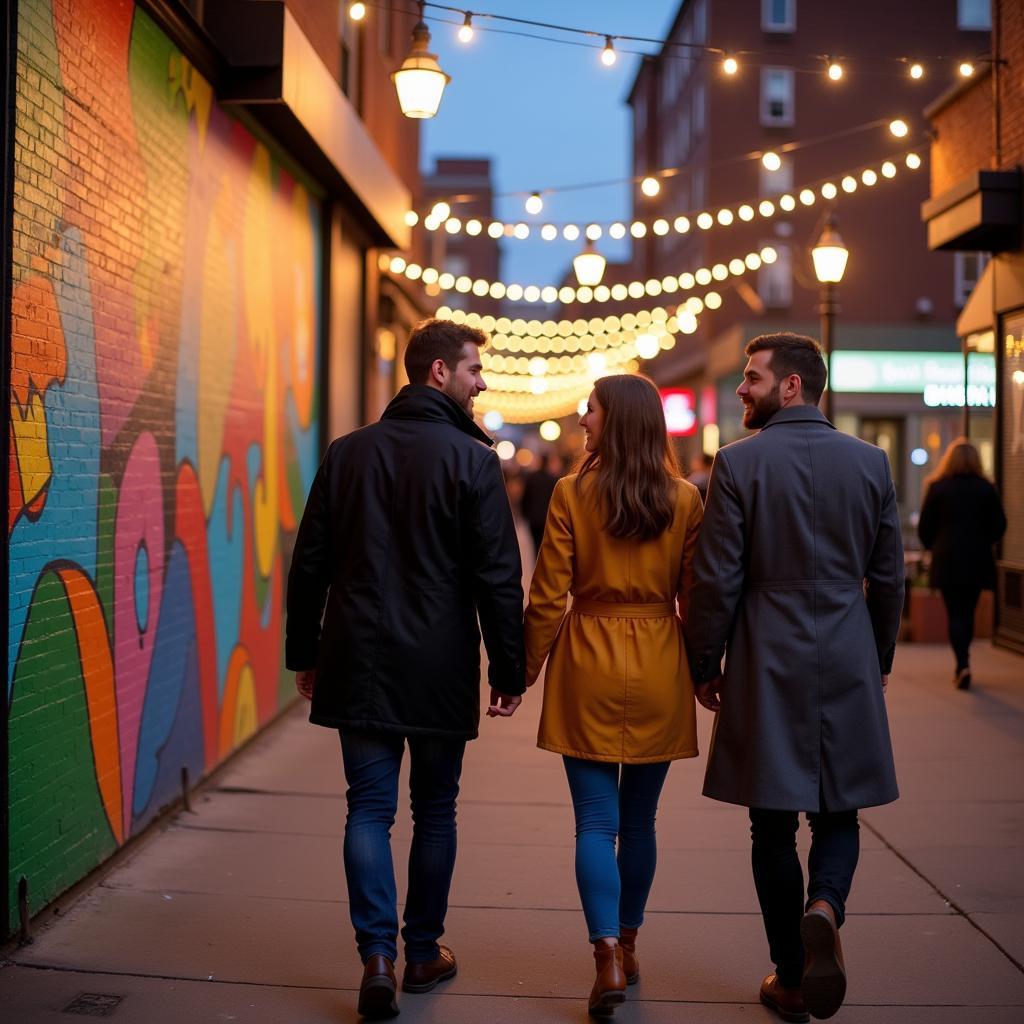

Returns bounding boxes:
[881,673,889,694]
[487,689,522,718]
[295,670,316,701]
[695,675,722,712]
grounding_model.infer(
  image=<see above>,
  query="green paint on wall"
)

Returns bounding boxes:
[95,473,117,624]
[7,572,116,931]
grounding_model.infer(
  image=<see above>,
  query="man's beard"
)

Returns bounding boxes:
[742,383,782,429]
[443,377,475,414]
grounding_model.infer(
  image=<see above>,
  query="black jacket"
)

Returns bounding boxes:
[918,474,1006,590]
[286,385,525,739]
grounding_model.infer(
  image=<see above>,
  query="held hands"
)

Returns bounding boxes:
[295,670,316,701]
[487,688,522,718]
[695,675,722,712]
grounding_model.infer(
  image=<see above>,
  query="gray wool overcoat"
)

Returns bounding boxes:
[685,405,903,812]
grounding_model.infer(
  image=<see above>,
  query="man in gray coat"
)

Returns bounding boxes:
[685,333,903,1023]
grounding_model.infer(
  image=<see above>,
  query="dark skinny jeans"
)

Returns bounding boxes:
[941,585,982,671]
[749,807,860,989]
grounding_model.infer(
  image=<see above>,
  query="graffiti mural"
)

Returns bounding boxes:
[7,0,321,928]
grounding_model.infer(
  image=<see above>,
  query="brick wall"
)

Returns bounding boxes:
[931,0,1024,192]
[7,0,321,932]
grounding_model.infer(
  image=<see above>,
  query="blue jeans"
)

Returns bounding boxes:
[562,756,671,941]
[340,731,466,964]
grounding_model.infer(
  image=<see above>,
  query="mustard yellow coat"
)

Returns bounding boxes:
[524,473,703,764]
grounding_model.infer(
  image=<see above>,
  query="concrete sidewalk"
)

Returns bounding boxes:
[2,641,1023,1022]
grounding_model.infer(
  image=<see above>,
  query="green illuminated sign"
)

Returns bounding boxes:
[830,351,995,407]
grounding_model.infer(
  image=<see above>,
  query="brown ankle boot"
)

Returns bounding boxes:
[619,927,639,985]
[588,940,626,1016]
[800,900,846,1019]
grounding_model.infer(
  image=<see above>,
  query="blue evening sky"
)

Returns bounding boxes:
[422,1,679,287]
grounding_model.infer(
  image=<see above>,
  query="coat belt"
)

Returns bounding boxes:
[571,598,677,619]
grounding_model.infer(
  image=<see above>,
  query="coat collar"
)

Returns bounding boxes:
[381,384,494,446]
[760,404,835,431]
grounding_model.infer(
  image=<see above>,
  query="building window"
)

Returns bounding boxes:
[760,68,794,127]
[759,156,793,196]
[762,0,796,32]
[339,2,362,106]
[958,0,991,30]
[954,252,991,307]
[758,242,792,307]
[692,81,706,138]
[692,0,708,44]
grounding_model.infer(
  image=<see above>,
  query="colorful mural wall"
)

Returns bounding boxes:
[7,0,321,931]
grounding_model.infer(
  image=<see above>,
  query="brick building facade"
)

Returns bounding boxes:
[922,0,1024,652]
[1,0,425,937]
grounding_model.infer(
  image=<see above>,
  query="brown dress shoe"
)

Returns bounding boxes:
[760,973,809,1023]
[357,955,399,1019]
[800,901,847,1019]
[619,926,640,985]
[588,940,627,1016]
[401,945,457,993]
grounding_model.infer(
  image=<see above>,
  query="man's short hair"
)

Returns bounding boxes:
[404,318,487,385]
[744,332,827,403]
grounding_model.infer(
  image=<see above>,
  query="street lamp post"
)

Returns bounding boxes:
[811,214,849,421]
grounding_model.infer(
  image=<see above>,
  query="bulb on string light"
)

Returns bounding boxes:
[525,192,543,215]
[457,13,474,43]
[601,36,617,67]
[906,152,922,169]
[909,62,924,80]
[404,210,419,226]
[761,151,782,171]
[722,54,739,75]
[827,59,844,81]
[641,176,661,197]
[889,118,909,138]
[348,2,366,20]
[430,200,451,221]
[959,61,975,77]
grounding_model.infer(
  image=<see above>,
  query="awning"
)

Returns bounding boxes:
[956,255,1024,336]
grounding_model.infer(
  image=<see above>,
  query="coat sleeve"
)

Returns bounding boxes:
[467,452,527,696]
[865,452,905,675]
[524,477,574,685]
[917,484,937,550]
[683,451,745,684]
[285,444,334,671]
[987,484,1008,545]
[675,484,705,628]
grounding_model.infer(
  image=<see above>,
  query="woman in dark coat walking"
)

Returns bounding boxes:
[918,438,1006,689]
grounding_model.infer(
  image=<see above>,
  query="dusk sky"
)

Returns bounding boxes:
[422,1,680,287]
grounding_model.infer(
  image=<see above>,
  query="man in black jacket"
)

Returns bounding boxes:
[286,319,525,1019]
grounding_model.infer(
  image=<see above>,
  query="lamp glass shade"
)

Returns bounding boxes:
[573,247,606,286]
[392,24,450,119]
[812,223,849,284]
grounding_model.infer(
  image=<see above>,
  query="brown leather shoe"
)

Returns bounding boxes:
[800,901,847,1019]
[619,926,640,985]
[760,974,809,1023]
[357,955,399,1019]
[588,940,627,1016]
[401,945,457,993]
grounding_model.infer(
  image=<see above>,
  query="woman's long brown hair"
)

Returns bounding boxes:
[576,374,681,541]
[925,436,986,491]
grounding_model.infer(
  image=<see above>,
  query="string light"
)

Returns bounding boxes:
[906,152,922,169]
[827,59,844,81]
[525,191,544,214]
[415,135,925,237]
[909,62,925,80]
[722,54,739,75]
[457,12,474,43]
[348,2,366,20]
[601,36,617,67]
[959,61,975,77]
[404,210,419,226]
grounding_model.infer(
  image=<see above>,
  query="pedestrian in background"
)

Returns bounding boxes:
[686,333,904,1023]
[687,451,715,504]
[286,319,525,1020]
[918,437,1006,690]
[521,451,562,556]
[524,374,703,1017]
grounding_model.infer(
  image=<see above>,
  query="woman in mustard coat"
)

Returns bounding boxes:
[524,374,703,1016]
